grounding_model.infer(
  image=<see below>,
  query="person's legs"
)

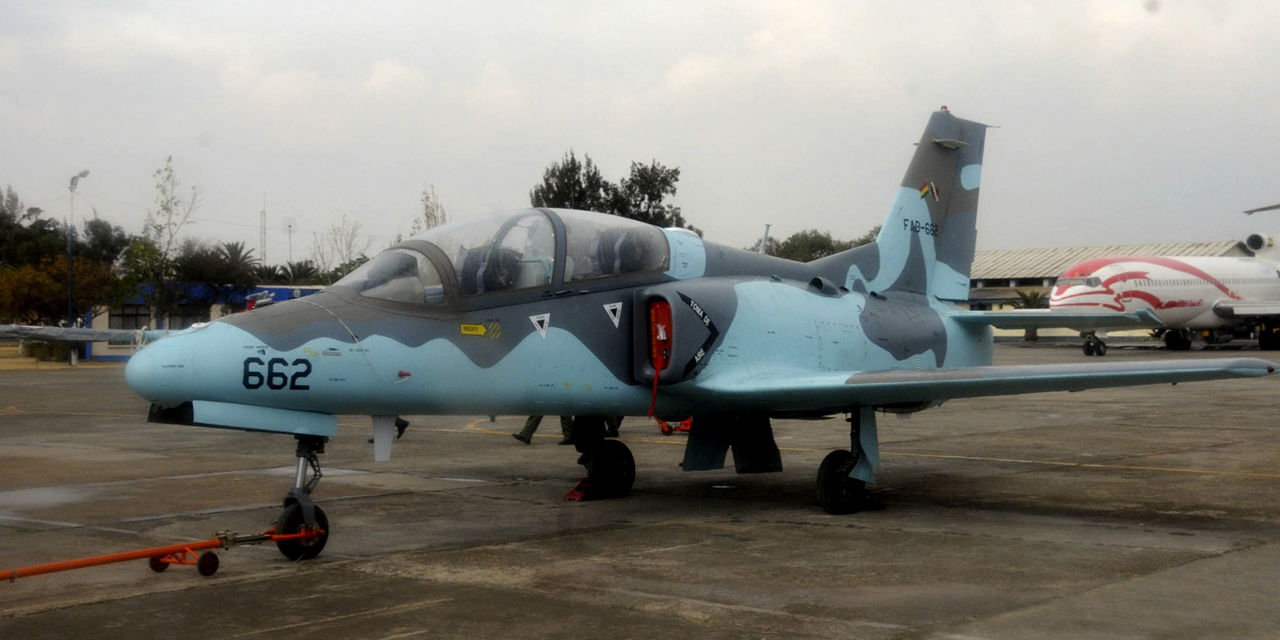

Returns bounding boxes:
[513,415,543,444]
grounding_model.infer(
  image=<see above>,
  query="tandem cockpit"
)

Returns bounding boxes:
[333,209,671,309]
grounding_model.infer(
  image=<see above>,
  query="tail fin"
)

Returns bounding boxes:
[844,108,988,301]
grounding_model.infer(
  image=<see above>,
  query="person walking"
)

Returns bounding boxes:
[513,415,574,445]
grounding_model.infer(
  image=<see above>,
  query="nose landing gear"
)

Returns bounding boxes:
[276,435,330,561]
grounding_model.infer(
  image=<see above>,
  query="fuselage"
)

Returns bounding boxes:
[1050,255,1280,329]
[125,208,992,420]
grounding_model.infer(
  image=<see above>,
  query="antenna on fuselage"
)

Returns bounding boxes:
[758,224,771,254]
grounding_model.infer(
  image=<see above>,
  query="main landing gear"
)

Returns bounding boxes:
[1163,329,1193,351]
[275,435,330,561]
[1082,332,1108,356]
[566,416,636,500]
[816,409,884,515]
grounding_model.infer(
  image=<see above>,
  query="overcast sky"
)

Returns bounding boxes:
[5,1,1280,266]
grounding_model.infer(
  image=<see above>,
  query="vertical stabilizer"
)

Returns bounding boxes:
[845,109,988,301]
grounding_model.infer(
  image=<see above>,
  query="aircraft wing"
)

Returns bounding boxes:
[684,357,1274,414]
[951,309,1163,330]
[0,324,152,343]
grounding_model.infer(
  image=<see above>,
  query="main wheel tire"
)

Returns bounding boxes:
[1165,330,1191,351]
[275,502,330,561]
[1094,341,1107,356]
[587,439,636,498]
[1083,341,1095,356]
[817,450,865,515]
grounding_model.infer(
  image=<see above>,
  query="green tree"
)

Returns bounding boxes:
[218,241,259,291]
[173,239,257,308]
[775,230,855,262]
[0,261,62,324]
[529,151,614,212]
[81,214,131,264]
[611,160,689,228]
[747,226,879,262]
[116,157,201,328]
[0,255,119,325]
[530,153,694,232]
[283,260,322,286]
[254,263,286,284]
[1012,288,1049,341]
[0,185,66,269]
[0,184,128,324]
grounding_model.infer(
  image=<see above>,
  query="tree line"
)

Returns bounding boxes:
[2,153,872,328]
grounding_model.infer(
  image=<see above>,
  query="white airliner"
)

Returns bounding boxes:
[1049,234,1280,354]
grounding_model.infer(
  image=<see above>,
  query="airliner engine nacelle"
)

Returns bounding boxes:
[1245,233,1274,254]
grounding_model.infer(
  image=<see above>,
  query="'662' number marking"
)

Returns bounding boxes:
[242,357,312,390]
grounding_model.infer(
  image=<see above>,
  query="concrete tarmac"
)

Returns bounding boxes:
[2,343,1280,639]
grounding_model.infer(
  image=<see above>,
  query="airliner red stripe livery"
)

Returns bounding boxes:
[1049,253,1280,351]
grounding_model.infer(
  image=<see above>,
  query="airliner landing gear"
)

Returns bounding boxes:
[1082,333,1108,356]
[817,410,884,515]
[1164,329,1193,351]
[1259,322,1280,351]
[276,435,330,561]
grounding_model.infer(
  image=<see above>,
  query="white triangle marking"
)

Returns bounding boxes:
[603,302,622,328]
[530,313,550,340]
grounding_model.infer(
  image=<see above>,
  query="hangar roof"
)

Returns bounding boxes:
[971,241,1245,280]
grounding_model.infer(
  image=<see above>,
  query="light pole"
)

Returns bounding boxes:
[67,170,89,365]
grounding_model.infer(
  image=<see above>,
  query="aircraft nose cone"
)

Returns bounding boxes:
[125,337,194,406]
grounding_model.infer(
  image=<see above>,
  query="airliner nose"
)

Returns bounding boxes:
[125,336,194,406]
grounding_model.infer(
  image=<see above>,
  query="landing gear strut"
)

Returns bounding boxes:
[567,417,635,499]
[1082,333,1107,356]
[817,408,884,514]
[276,435,330,561]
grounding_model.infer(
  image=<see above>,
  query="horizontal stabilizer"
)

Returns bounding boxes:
[685,357,1274,415]
[148,400,337,437]
[952,308,1162,330]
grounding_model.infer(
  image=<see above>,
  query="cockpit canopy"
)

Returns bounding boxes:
[1056,276,1102,288]
[334,209,670,305]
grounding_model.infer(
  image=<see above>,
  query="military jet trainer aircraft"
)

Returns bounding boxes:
[119,108,1275,561]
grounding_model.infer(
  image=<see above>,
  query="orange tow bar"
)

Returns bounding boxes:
[2,527,322,582]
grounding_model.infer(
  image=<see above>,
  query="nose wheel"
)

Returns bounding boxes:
[276,435,330,561]
[275,502,329,561]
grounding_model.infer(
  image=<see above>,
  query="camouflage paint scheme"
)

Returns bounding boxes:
[125,110,1274,475]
